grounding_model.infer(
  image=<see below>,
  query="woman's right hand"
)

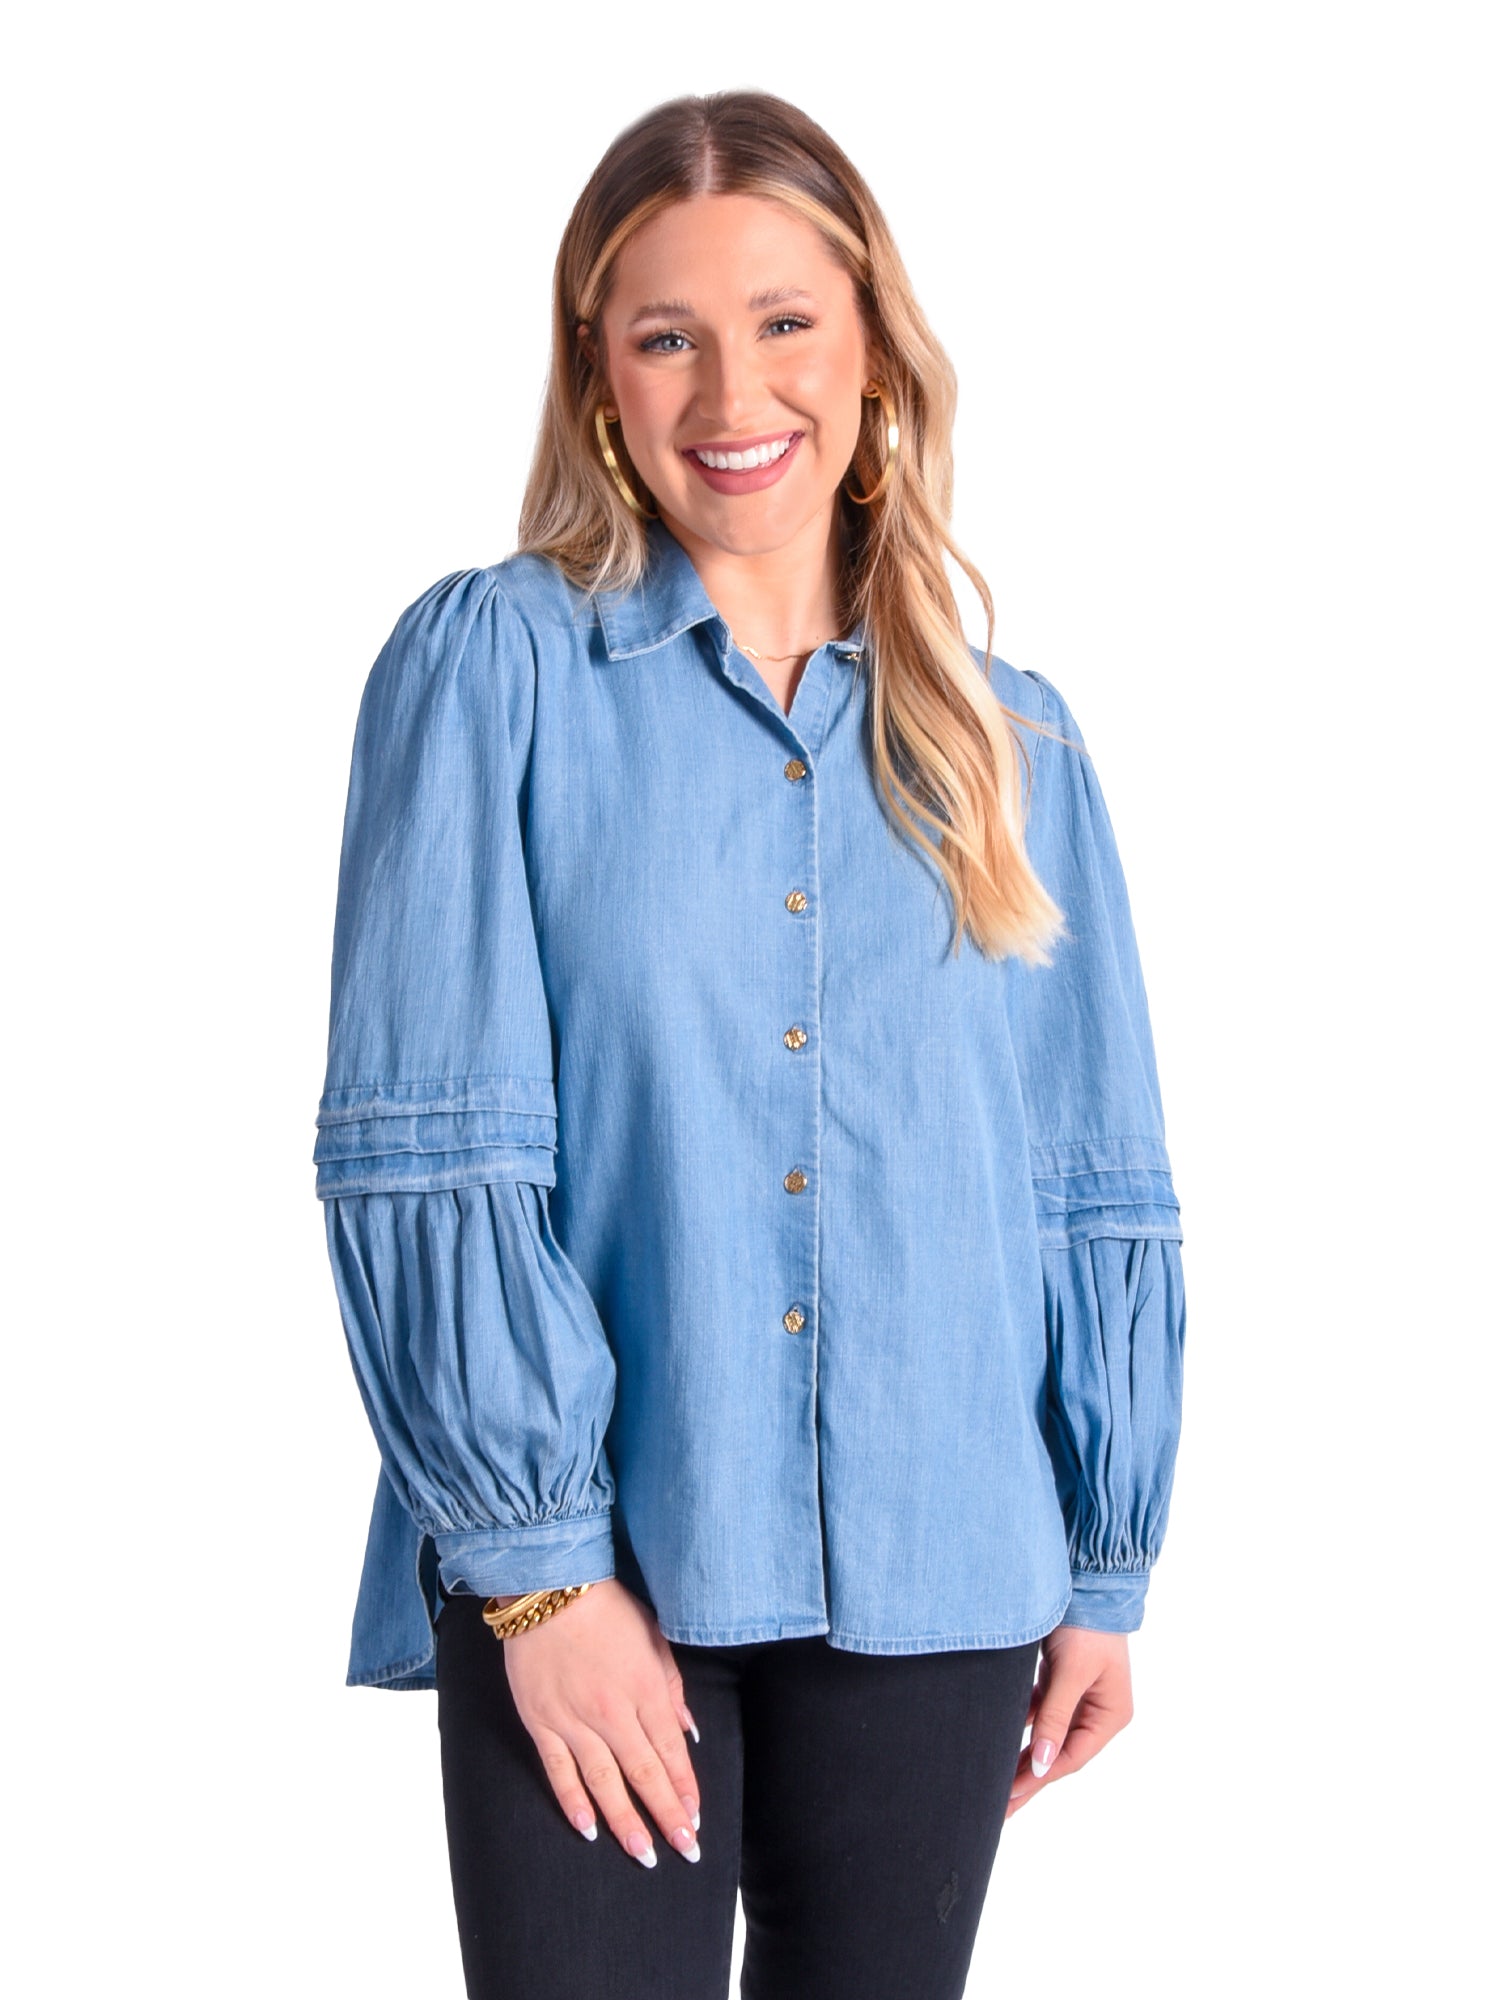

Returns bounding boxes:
[497,1578,703,1867]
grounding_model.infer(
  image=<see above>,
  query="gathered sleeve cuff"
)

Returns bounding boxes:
[1040,1209,1186,1633]
[325,1179,618,1599]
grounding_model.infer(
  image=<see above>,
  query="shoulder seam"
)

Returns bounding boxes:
[1019,667,1065,735]
[1019,667,1089,760]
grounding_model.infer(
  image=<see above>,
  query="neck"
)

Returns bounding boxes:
[660,506,846,657]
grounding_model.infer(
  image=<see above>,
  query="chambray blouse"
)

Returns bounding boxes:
[314,518,1187,1690]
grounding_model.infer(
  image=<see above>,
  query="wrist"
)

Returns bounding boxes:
[482,1581,599,1643]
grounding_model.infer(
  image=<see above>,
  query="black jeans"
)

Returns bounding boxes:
[435,1588,1040,2000]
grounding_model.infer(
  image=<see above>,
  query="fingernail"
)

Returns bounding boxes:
[690,1808,700,1830]
[1031,1738,1057,1777]
[572,1809,598,1840]
[671,1826,702,1863]
[627,1830,657,1868]
[683,1707,700,1744]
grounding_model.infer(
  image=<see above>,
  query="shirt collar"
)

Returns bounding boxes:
[596,518,866,663]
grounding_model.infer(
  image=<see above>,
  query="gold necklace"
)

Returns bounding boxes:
[737,636,838,663]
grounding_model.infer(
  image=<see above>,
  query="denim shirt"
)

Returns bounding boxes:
[314,518,1186,1689]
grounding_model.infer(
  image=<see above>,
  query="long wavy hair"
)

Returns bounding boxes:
[518,90,1068,964]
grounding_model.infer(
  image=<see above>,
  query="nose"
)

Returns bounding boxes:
[695,338,766,436]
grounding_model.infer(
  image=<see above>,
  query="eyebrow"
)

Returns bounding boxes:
[625,287,816,329]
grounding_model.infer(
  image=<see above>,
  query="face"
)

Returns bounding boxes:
[587,192,871,563]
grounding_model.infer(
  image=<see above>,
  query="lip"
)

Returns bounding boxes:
[681,429,804,497]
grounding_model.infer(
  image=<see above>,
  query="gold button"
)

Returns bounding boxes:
[783,1305,807,1335]
[783,1025,808,1050]
[785,889,808,913]
[784,758,807,781]
[783,1168,808,1194]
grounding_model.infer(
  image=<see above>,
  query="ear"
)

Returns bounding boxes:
[856,273,896,392]
[576,318,603,380]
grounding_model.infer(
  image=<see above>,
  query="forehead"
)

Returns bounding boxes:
[609,193,852,310]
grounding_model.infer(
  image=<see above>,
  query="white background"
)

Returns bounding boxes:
[6,4,1495,1994]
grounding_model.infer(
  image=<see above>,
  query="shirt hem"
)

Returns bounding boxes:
[346,1648,435,1689]
[654,1589,1071,1654]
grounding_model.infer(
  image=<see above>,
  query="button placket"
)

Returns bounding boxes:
[779,739,820,1367]
[765,664,839,1625]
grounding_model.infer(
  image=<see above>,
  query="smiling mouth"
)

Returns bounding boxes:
[686,432,800,471]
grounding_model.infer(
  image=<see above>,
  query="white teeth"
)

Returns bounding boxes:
[693,435,793,471]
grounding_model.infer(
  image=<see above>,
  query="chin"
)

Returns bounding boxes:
[666,495,823,562]
[695,521,795,559]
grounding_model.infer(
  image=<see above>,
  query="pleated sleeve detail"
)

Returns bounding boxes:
[313,568,617,1600]
[1007,672,1189,1633]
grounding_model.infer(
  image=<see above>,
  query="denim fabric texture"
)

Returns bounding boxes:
[315,518,1187,1690]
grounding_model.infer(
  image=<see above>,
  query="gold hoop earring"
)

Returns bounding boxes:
[594,404,658,520]
[844,380,899,506]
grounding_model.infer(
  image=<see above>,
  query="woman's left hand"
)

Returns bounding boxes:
[1005,1625,1133,1819]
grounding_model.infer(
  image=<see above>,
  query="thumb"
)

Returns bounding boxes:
[1029,1678,1082,1779]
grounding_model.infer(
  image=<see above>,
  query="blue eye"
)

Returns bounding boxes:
[639,314,814,354]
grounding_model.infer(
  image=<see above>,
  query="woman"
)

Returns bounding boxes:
[314,90,1187,2000]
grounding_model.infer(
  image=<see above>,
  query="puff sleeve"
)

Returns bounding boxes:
[1007,672,1187,1633]
[313,570,618,1597]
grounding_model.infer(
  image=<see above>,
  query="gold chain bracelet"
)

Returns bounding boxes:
[481,1582,596,1641]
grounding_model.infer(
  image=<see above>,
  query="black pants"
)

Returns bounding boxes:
[435,1589,1040,2000]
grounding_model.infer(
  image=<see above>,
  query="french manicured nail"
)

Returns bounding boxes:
[572,1810,598,1840]
[690,1808,700,1830]
[682,1707,701,1744]
[1031,1738,1057,1777]
[627,1830,657,1867]
[671,1826,702,1863]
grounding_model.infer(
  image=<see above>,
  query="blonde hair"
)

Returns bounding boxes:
[519,90,1068,964]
